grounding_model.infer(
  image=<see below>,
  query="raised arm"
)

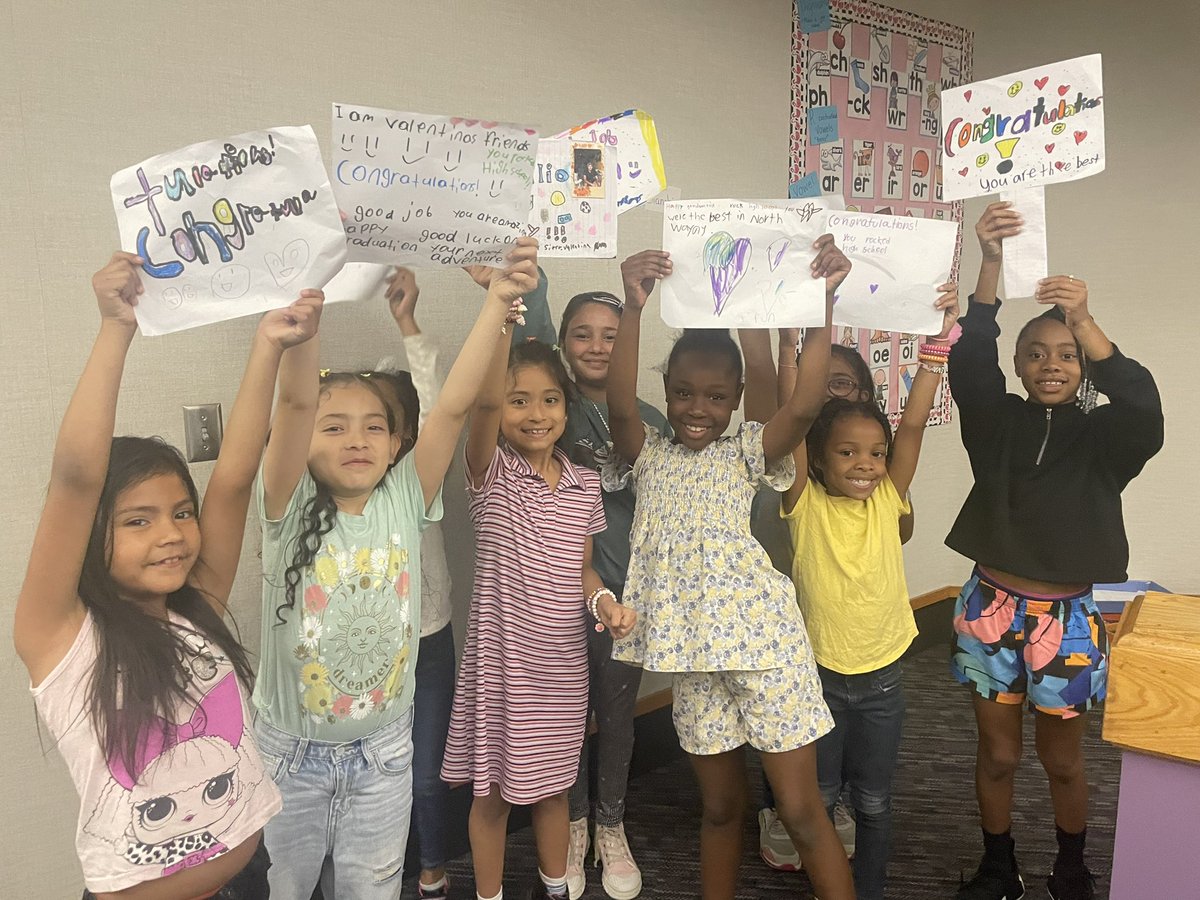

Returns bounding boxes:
[387,267,441,430]
[465,262,557,347]
[260,326,321,520]
[15,253,141,681]
[739,328,778,423]
[761,235,850,463]
[193,293,323,613]
[464,329,512,488]
[889,283,959,498]
[414,238,539,506]
[608,250,672,463]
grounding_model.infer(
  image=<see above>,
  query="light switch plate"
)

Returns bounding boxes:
[183,404,223,462]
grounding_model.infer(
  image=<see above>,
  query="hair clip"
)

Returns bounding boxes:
[319,368,331,378]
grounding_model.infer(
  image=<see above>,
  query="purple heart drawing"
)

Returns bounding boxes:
[767,237,790,272]
[833,293,841,305]
[869,283,879,294]
[703,232,752,315]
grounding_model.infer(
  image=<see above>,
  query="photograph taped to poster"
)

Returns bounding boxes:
[110,125,347,336]
[331,103,537,268]
[940,54,1103,201]
[791,0,971,425]
[660,199,834,329]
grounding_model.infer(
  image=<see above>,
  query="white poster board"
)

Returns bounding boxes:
[529,140,616,257]
[331,103,537,267]
[940,54,1104,200]
[826,211,957,334]
[110,125,347,336]
[555,109,668,212]
[660,199,834,328]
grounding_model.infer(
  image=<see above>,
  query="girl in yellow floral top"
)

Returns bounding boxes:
[604,240,855,900]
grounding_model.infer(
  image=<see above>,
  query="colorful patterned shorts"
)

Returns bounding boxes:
[951,569,1108,718]
[672,665,834,755]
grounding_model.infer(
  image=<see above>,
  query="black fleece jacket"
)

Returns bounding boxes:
[945,298,1163,584]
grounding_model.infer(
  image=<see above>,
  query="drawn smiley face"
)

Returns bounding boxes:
[625,160,642,181]
[211,264,251,299]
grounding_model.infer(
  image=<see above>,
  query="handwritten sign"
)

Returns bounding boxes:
[796,0,832,32]
[808,105,840,144]
[940,54,1104,200]
[529,140,616,257]
[998,186,1047,298]
[555,109,667,213]
[331,103,537,267]
[110,125,346,337]
[826,211,957,334]
[661,199,833,328]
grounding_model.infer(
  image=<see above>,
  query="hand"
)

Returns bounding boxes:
[463,263,496,290]
[92,252,144,329]
[976,201,1023,261]
[385,267,420,326]
[620,250,672,310]
[487,237,539,304]
[810,234,851,291]
[927,282,960,341]
[1035,275,1090,327]
[598,595,637,639]
[259,290,324,349]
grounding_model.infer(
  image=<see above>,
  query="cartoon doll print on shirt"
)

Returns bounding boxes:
[293,534,415,724]
[82,640,266,877]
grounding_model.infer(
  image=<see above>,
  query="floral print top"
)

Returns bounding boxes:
[255,453,441,740]
[604,421,813,673]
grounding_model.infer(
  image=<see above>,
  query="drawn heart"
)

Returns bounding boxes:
[463,118,479,127]
[450,117,464,125]
[480,120,498,128]
[964,90,972,101]
[703,232,752,315]
[1057,84,1070,96]
[1044,143,1055,153]
[869,283,879,294]
[1073,130,1087,145]
[832,293,841,305]
[1055,161,1065,170]
[832,31,846,49]
[958,167,969,177]
[982,106,991,114]
[767,237,790,272]
[525,128,537,135]
[588,225,597,236]
[264,239,309,287]
[1034,76,1049,90]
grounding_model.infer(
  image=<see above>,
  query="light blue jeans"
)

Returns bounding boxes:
[255,708,414,900]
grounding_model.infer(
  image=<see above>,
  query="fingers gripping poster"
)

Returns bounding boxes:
[331,103,537,268]
[940,55,1104,201]
[791,0,973,426]
[110,125,347,337]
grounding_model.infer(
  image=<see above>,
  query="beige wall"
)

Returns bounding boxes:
[2,0,1195,893]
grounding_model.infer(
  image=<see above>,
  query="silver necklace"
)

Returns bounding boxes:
[585,396,610,436]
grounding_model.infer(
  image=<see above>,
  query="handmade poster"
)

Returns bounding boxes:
[791,0,972,425]
[529,140,616,257]
[827,211,957,334]
[940,54,1104,201]
[555,109,667,212]
[998,186,1047,298]
[660,199,833,329]
[110,126,346,337]
[331,103,537,267]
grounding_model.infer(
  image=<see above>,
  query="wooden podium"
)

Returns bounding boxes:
[1103,592,1200,897]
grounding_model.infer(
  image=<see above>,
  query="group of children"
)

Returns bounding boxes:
[15,201,1162,900]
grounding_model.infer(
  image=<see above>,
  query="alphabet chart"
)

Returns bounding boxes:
[791,0,973,426]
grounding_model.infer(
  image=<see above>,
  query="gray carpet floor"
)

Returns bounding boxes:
[421,645,1119,899]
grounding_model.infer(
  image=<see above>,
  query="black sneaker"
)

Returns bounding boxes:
[956,861,1025,899]
[1047,867,1096,900]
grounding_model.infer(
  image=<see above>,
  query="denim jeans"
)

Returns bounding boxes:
[815,660,906,900]
[255,707,414,900]
[411,624,456,871]
[569,620,643,826]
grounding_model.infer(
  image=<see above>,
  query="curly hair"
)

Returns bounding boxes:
[806,398,894,487]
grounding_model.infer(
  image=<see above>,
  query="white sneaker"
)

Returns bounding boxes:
[758,807,801,871]
[566,817,589,900]
[594,822,643,899]
[833,801,856,859]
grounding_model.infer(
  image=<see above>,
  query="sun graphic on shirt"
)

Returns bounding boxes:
[330,597,397,684]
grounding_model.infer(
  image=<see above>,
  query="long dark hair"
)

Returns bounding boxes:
[806,399,894,487]
[83,437,254,779]
[277,372,396,623]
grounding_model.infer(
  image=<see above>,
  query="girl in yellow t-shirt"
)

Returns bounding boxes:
[776,285,958,900]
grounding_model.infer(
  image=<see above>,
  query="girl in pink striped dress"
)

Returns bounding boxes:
[442,330,636,900]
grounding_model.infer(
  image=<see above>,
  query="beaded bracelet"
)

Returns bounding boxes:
[587,587,618,632]
[918,342,951,358]
[918,359,947,376]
